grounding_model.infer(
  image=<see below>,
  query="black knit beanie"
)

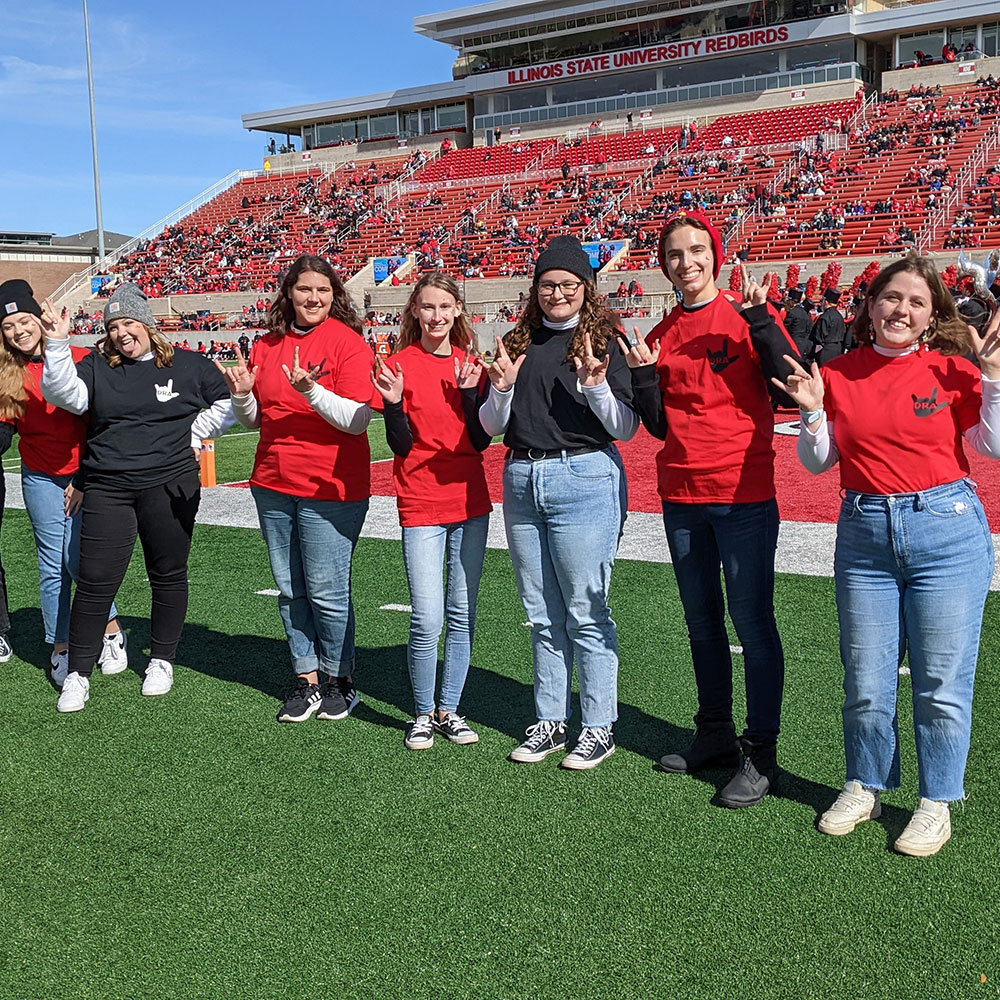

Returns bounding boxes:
[533,236,594,284]
[0,279,42,320]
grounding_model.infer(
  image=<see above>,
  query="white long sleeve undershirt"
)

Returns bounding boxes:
[230,383,372,435]
[41,336,89,414]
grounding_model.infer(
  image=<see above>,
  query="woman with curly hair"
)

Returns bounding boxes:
[0,279,126,683]
[479,235,638,769]
[218,255,375,724]
[41,282,233,712]
[371,272,491,751]
[782,255,1000,856]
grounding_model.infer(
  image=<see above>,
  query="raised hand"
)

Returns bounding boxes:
[771,355,824,413]
[281,345,323,393]
[371,359,404,403]
[40,297,70,340]
[486,335,525,392]
[573,330,610,386]
[739,263,772,310]
[214,356,257,396]
[454,348,483,389]
[615,326,659,369]
[969,303,1000,380]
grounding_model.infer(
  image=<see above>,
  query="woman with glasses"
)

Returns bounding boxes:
[479,236,638,769]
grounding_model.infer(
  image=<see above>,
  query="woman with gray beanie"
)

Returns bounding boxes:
[479,235,638,769]
[41,283,234,712]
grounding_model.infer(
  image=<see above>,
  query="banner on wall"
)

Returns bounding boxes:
[581,241,625,271]
[373,256,407,283]
[91,275,114,295]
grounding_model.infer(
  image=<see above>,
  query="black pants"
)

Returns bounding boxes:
[69,472,200,676]
[0,472,10,636]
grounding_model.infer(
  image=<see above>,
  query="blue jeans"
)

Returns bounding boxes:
[835,479,993,802]
[503,448,626,729]
[662,498,784,743]
[251,485,368,676]
[402,514,489,715]
[21,464,117,644]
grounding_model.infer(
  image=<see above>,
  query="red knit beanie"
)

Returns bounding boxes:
[658,210,724,280]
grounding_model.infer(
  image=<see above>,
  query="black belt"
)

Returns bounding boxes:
[507,446,604,461]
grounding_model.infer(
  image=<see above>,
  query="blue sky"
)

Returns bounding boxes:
[0,0,456,239]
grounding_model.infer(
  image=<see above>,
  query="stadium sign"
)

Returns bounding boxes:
[506,26,791,85]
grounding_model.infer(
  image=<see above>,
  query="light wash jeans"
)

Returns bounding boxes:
[503,447,626,729]
[835,479,993,802]
[401,514,489,715]
[21,464,117,644]
[251,485,368,676]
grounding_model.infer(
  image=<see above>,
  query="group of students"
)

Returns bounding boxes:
[2,211,998,859]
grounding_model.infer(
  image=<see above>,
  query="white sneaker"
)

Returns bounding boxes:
[895,799,951,857]
[98,630,128,675]
[818,780,882,836]
[141,658,173,696]
[57,672,90,713]
[51,649,70,688]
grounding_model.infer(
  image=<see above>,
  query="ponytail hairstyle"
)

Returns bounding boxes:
[397,272,473,353]
[267,255,362,336]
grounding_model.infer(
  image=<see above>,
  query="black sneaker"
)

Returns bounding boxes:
[317,675,360,721]
[434,712,480,745]
[509,720,567,763]
[404,714,435,751]
[0,633,11,663]
[276,676,321,723]
[560,726,616,770]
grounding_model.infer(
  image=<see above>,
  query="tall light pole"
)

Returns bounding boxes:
[82,0,106,267]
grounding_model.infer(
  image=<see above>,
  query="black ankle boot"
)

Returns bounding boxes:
[658,722,740,774]
[718,738,778,808]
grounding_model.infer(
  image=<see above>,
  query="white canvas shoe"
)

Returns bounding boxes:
[818,781,882,836]
[98,631,128,675]
[141,658,173,696]
[57,672,90,713]
[895,799,951,857]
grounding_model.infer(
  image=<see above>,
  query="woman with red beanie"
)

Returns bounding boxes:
[619,210,802,807]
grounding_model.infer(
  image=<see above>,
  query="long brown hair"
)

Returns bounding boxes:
[851,254,972,356]
[504,280,619,362]
[396,272,473,353]
[99,323,175,368]
[0,315,42,420]
[268,255,362,336]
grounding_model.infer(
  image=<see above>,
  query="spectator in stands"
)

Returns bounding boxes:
[0,280,127,684]
[620,211,800,808]
[370,273,491,751]
[783,256,1000,857]
[479,236,637,770]
[41,283,233,713]
[219,255,374,725]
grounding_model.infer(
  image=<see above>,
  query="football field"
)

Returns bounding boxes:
[1,424,999,999]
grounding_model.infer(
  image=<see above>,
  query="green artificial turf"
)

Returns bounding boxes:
[1,510,998,999]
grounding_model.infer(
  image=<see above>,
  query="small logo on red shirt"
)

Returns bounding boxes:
[707,340,739,374]
[912,387,947,417]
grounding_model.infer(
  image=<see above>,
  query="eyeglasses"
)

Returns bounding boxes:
[537,280,584,296]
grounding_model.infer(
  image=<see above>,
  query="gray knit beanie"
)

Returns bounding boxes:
[104,282,156,328]
[533,236,594,284]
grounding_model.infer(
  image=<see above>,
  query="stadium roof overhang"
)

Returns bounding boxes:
[854,0,1000,40]
[242,80,468,132]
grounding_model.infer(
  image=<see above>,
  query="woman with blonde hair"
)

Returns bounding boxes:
[371,272,491,750]
[0,278,125,683]
[782,254,1000,856]
[479,235,638,769]
[41,282,233,712]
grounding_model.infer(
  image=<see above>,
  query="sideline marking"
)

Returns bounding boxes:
[255,588,280,596]
[380,603,412,612]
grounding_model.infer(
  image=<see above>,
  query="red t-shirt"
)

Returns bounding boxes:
[647,293,778,503]
[822,346,981,494]
[19,347,90,476]
[391,343,490,528]
[249,319,375,501]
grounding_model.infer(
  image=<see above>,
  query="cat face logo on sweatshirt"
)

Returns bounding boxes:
[155,379,180,403]
[706,340,739,374]
[912,387,947,418]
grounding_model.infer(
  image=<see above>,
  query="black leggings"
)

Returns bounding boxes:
[69,472,200,676]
